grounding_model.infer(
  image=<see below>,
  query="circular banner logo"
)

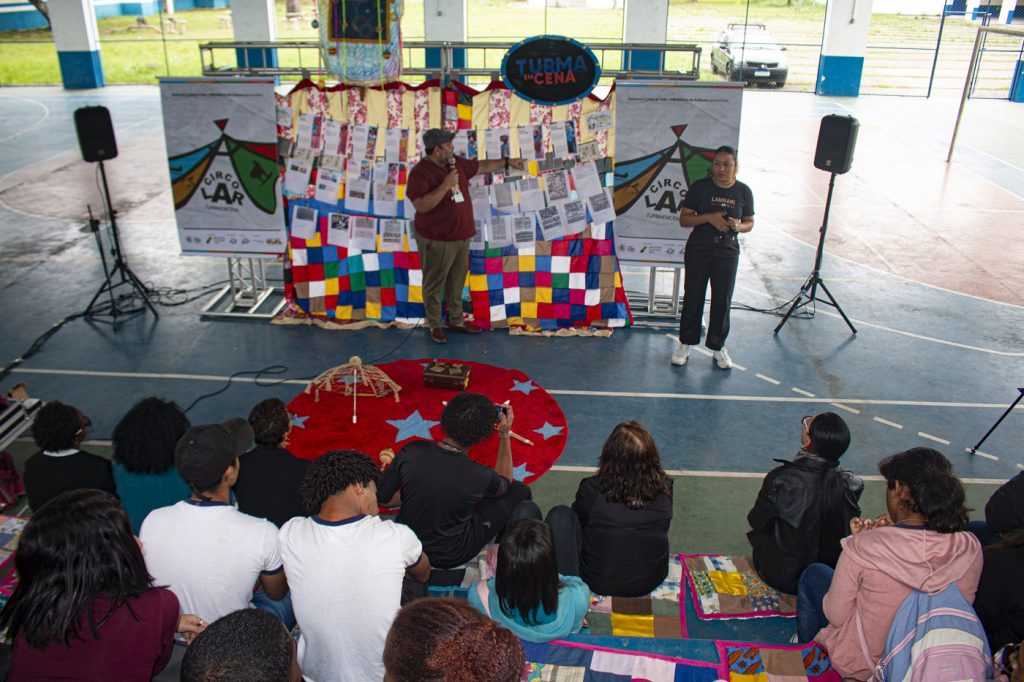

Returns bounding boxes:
[501,35,602,106]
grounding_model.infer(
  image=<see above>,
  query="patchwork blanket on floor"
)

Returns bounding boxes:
[584,555,686,638]
[716,640,841,681]
[522,640,721,682]
[681,554,797,620]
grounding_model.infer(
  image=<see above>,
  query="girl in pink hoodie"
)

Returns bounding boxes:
[796,447,983,681]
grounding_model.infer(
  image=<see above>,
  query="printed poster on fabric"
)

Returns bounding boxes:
[613,81,742,266]
[159,77,286,257]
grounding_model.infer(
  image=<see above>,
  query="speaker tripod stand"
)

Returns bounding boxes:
[774,171,856,336]
[84,158,158,324]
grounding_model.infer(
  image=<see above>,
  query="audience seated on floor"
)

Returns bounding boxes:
[572,420,672,597]
[279,450,428,682]
[180,608,300,682]
[234,398,309,528]
[23,401,115,511]
[377,392,531,572]
[0,489,205,680]
[383,597,524,682]
[111,396,191,534]
[468,505,589,643]
[797,447,983,681]
[140,418,288,625]
[986,470,1024,540]
[976,528,1024,652]
[747,412,863,594]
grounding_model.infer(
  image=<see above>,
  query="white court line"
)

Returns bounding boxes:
[12,367,1024,410]
[792,387,816,398]
[756,373,781,385]
[830,402,862,414]
[549,465,1007,485]
[873,416,904,429]
[968,448,1000,462]
[918,432,951,446]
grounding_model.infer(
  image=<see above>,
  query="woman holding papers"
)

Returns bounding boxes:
[672,145,755,370]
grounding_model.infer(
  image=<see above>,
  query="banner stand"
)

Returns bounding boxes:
[200,258,285,319]
[624,266,682,318]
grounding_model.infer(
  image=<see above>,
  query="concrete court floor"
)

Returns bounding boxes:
[0,86,1022,553]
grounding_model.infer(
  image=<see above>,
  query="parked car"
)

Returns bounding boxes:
[710,23,788,88]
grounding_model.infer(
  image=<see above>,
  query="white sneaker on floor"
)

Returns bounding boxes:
[671,343,690,366]
[713,348,733,369]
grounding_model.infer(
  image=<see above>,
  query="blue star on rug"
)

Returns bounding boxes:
[290,415,309,429]
[387,410,440,442]
[512,462,532,482]
[510,379,537,395]
[533,422,564,440]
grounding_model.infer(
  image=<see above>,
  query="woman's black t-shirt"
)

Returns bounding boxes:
[682,177,755,243]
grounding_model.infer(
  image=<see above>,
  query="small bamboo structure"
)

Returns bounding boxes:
[305,356,401,422]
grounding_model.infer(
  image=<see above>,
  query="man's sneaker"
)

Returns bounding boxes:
[671,343,689,366]
[713,348,733,369]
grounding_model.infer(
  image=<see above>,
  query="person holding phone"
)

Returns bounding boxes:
[671,145,755,370]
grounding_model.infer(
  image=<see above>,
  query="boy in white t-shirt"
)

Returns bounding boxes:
[141,418,288,624]
[280,450,429,682]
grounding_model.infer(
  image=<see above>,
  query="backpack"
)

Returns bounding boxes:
[859,583,992,682]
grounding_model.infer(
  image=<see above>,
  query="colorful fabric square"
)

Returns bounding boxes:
[682,554,798,620]
[321,0,402,84]
[716,642,841,682]
[584,556,684,639]
[521,641,721,682]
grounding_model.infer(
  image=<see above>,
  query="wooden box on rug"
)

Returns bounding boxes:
[423,361,471,391]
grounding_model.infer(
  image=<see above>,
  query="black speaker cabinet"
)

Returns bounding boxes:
[74,106,118,162]
[813,114,858,174]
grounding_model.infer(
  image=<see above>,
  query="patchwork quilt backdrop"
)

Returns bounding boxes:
[279,79,631,330]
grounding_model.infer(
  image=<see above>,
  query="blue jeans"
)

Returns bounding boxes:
[251,588,296,631]
[797,563,834,643]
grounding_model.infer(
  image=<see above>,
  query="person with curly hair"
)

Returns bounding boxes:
[377,392,532,570]
[181,608,301,682]
[23,400,115,511]
[796,447,983,680]
[0,489,206,680]
[234,398,309,528]
[383,597,524,682]
[571,421,673,596]
[110,396,191,534]
[280,450,428,682]
[747,412,863,594]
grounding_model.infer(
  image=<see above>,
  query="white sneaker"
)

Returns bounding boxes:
[671,343,690,366]
[713,348,733,369]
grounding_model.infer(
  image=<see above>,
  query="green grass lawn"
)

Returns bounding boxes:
[0,0,1014,96]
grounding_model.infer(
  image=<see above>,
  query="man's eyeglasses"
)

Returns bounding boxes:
[76,417,92,436]
[801,415,813,428]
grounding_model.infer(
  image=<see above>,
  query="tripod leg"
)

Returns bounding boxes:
[970,388,1024,454]
[773,273,814,335]
[123,266,160,319]
[815,279,857,334]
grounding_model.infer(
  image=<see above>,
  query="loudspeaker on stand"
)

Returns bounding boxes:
[74,106,118,163]
[813,114,858,175]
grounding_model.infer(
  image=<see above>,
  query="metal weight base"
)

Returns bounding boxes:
[200,258,286,319]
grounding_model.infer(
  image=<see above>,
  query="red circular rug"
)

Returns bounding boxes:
[285,359,568,484]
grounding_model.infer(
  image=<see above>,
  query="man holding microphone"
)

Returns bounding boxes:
[407,129,523,344]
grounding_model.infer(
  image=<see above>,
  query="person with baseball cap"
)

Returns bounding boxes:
[140,418,289,626]
[407,128,524,344]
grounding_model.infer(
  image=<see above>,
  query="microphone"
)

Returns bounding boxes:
[448,157,465,203]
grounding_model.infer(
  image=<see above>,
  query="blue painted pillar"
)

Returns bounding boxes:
[424,0,466,81]
[623,0,668,72]
[998,0,1014,24]
[49,0,104,89]
[1010,61,1024,103]
[233,0,278,71]
[816,0,874,97]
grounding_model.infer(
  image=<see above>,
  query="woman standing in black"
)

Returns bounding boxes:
[672,146,755,369]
